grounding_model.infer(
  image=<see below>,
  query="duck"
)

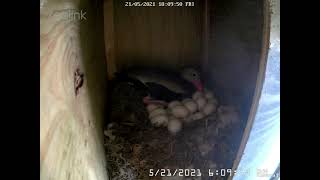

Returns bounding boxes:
[113,67,204,106]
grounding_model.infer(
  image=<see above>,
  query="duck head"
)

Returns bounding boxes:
[181,68,204,92]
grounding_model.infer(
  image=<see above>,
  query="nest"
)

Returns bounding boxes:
[104,112,240,180]
[105,80,241,180]
[108,81,149,126]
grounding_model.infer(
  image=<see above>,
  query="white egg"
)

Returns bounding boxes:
[182,99,198,113]
[202,102,217,115]
[146,104,160,112]
[196,97,207,110]
[168,101,182,109]
[192,91,204,100]
[149,108,167,119]
[191,112,205,121]
[150,115,169,127]
[167,117,182,134]
[171,105,189,118]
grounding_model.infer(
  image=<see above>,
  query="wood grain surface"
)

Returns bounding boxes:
[104,0,205,75]
[40,0,108,179]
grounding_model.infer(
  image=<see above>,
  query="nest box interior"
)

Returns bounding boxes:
[40,0,270,179]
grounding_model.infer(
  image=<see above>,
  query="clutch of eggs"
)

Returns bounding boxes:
[168,101,190,119]
[147,105,169,127]
[182,98,198,113]
[150,114,168,127]
[149,108,167,119]
[193,90,218,114]
[147,89,218,131]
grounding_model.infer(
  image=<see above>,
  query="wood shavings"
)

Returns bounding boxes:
[105,83,243,180]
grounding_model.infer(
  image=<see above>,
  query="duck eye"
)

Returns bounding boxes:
[193,73,196,77]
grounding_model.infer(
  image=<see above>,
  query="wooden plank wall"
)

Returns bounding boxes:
[104,0,205,76]
[202,0,268,177]
[40,0,108,179]
[203,0,265,120]
[228,0,271,178]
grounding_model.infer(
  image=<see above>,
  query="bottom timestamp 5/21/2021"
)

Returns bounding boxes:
[124,1,195,7]
[149,169,238,177]
[149,169,202,177]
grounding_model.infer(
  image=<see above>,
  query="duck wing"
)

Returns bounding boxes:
[126,67,196,95]
[145,82,184,102]
[113,72,149,96]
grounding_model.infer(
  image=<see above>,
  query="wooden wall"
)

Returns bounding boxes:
[228,0,270,178]
[104,0,205,78]
[203,0,265,120]
[40,0,108,179]
[39,0,268,179]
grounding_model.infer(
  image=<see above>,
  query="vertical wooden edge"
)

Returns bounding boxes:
[228,0,271,179]
[104,0,117,79]
[202,0,209,72]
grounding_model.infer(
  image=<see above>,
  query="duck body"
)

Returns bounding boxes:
[125,67,196,95]
[113,71,185,102]
[145,82,184,102]
[112,71,149,97]
[112,66,203,105]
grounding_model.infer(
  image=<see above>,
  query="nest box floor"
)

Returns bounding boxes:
[104,111,241,180]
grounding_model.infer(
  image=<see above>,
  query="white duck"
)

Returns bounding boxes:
[113,67,204,106]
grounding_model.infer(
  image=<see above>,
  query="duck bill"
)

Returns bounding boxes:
[192,80,204,91]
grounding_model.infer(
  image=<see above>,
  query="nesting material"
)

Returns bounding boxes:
[208,161,218,169]
[162,175,184,180]
[104,129,116,141]
[104,99,240,180]
[198,143,213,157]
[217,105,240,128]
[106,76,240,179]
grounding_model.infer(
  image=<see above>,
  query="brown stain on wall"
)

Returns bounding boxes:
[40,0,108,179]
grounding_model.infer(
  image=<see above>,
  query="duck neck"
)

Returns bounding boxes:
[192,80,204,92]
